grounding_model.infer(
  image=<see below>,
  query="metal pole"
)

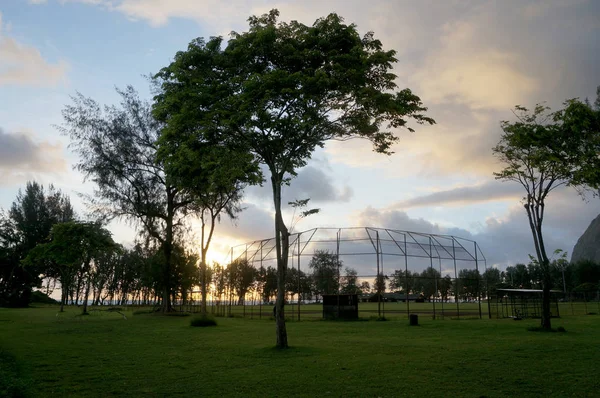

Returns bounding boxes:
[452,239,459,319]
[380,235,385,319]
[486,259,491,319]
[298,233,301,322]
[475,242,481,319]
[404,233,410,319]
[337,229,341,319]
[229,248,233,317]
[439,257,444,319]
[259,243,263,319]
[430,237,436,320]
[376,230,381,318]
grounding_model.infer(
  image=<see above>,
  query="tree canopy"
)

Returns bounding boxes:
[492,93,600,329]
[0,182,74,307]
[153,9,434,347]
[59,86,203,313]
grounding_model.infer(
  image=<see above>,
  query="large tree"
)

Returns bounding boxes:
[228,258,256,305]
[156,120,260,315]
[309,250,341,298]
[340,267,362,295]
[0,182,74,307]
[23,221,116,314]
[493,97,600,329]
[153,10,434,347]
[60,87,204,313]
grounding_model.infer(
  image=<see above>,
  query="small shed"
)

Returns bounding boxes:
[495,288,561,319]
[322,294,359,320]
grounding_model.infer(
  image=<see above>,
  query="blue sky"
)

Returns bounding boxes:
[1,0,599,272]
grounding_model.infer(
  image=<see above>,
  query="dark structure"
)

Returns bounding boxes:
[494,289,561,319]
[322,294,358,320]
[360,292,423,303]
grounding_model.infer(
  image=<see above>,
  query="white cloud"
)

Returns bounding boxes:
[0,12,68,87]
[414,19,538,111]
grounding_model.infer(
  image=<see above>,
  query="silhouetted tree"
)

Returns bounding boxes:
[0,182,74,307]
[228,258,256,305]
[23,221,116,313]
[309,250,341,299]
[153,10,434,347]
[419,267,441,301]
[340,267,362,294]
[60,87,203,313]
[493,97,600,329]
[482,268,502,298]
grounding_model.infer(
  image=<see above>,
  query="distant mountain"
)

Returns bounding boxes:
[571,213,600,264]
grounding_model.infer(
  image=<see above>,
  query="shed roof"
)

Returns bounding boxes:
[497,288,562,294]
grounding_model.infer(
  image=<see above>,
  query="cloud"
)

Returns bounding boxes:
[0,127,67,183]
[246,164,353,205]
[38,0,597,179]
[216,202,275,244]
[0,12,68,87]
[391,181,523,209]
[413,20,538,111]
[357,187,600,270]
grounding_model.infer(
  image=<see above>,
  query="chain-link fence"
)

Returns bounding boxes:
[176,227,492,320]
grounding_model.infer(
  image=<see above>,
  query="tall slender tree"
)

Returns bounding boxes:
[153,10,434,347]
[493,97,600,329]
[60,87,202,313]
[156,128,260,315]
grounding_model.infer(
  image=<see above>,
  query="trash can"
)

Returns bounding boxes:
[409,314,418,326]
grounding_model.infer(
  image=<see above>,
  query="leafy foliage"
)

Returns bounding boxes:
[492,95,600,328]
[59,87,202,312]
[308,250,341,297]
[23,221,117,314]
[153,9,434,347]
[0,182,74,307]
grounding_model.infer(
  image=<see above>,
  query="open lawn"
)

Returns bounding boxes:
[1,306,599,397]
[193,300,600,320]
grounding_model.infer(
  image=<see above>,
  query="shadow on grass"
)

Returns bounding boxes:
[527,326,567,333]
[0,348,33,398]
[255,345,321,358]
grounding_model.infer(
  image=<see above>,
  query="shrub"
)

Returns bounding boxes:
[190,316,217,327]
[29,291,58,305]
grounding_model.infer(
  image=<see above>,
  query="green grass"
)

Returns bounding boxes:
[185,300,600,320]
[0,306,599,397]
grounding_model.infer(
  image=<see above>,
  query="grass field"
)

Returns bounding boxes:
[189,300,600,320]
[1,306,599,397]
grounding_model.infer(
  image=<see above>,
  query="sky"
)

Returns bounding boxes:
[1,0,599,276]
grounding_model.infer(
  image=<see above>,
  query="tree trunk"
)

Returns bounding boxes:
[525,200,552,329]
[160,191,178,314]
[60,285,66,313]
[201,261,208,316]
[75,274,82,306]
[82,274,91,314]
[271,171,289,348]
